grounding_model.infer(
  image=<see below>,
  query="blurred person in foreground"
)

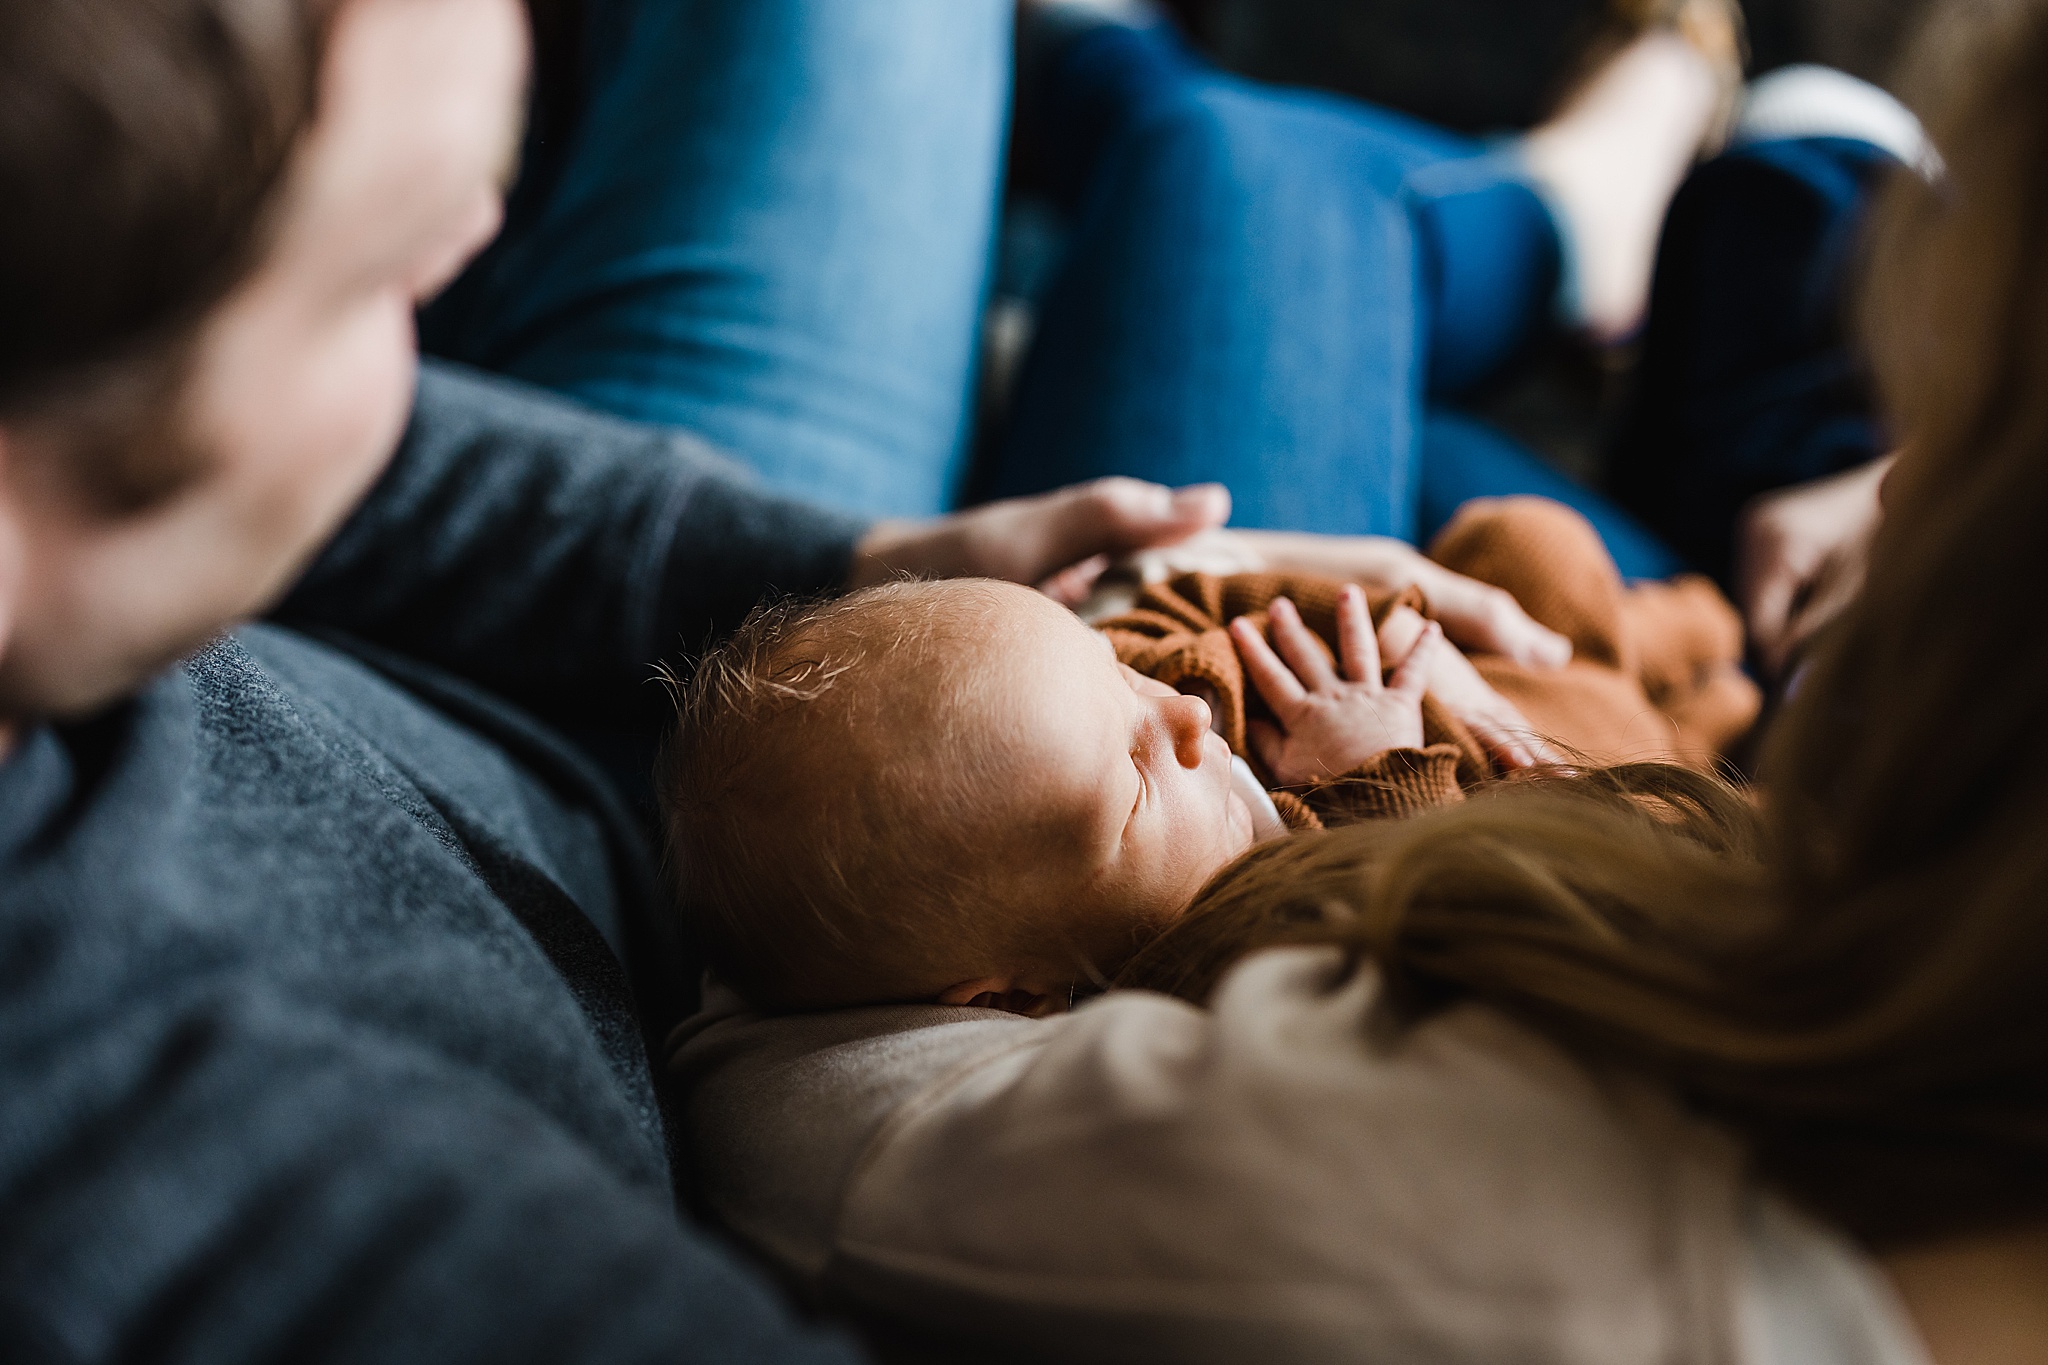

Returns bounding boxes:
[676,0,2048,1359]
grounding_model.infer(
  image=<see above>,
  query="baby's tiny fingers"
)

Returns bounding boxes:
[1231,616,1308,713]
[1335,585,1382,684]
[1269,598,1338,691]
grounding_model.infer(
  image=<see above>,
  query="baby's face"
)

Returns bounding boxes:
[971,585,1257,962]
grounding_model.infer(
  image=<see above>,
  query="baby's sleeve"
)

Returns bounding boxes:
[1281,745,1469,828]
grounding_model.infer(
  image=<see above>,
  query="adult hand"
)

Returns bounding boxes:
[1376,603,1557,770]
[1737,455,1893,678]
[1226,529,1573,671]
[849,482,1571,675]
[1230,590,1432,784]
[849,479,1232,597]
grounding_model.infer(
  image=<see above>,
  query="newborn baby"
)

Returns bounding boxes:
[661,496,1761,1017]
[661,576,1448,1016]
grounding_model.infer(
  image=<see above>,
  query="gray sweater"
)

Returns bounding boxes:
[0,363,867,1364]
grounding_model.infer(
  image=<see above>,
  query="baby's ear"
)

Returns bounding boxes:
[938,978,1053,1017]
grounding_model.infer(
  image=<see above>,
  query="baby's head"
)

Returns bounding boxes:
[661,579,1256,1013]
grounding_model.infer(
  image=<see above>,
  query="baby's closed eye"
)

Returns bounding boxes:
[1120,662,1179,700]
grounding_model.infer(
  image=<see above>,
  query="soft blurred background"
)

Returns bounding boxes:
[1161,0,1927,129]
[988,0,1937,493]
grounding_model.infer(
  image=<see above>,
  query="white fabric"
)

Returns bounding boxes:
[1073,529,1270,624]
[1037,0,1159,22]
[1735,65,1942,180]
[1229,754,1289,842]
[1738,1196,1935,1365]
[676,947,1927,1364]
[669,980,1033,1280]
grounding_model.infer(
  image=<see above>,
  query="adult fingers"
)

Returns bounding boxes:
[1269,598,1337,691]
[1744,563,1803,677]
[1334,585,1383,684]
[1037,554,1112,608]
[1230,616,1307,714]
[1389,623,1438,701]
[1420,569,1572,670]
[1247,720,1288,780]
[1418,635,1554,769]
[1376,604,1429,669]
[852,479,1232,591]
[1024,479,1231,582]
[1776,547,1868,673]
[1476,712,1555,770]
[1737,511,1806,676]
[1777,601,1828,675]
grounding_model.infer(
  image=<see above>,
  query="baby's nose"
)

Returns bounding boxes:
[1166,693,1213,767]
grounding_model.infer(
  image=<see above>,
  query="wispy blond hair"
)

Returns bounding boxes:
[660,581,1076,1009]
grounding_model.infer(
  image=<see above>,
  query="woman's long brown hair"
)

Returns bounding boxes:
[1120,0,2048,1252]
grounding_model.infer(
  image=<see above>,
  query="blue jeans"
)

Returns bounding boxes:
[423,3,1610,543]
[424,6,1881,586]
[1607,137,1898,583]
[422,0,1012,519]
[983,23,1690,577]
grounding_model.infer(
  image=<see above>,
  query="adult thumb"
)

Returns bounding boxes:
[1084,479,1230,547]
[1029,479,1231,580]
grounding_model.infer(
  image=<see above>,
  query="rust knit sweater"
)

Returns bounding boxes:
[1428,497,1761,768]
[1098,497,1761,830]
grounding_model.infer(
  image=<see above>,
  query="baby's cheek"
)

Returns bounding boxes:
[1160,829,1240,919]
[1085,852,1203,948]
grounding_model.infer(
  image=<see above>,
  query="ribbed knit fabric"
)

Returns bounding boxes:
[1266,747,1471,830]
[1100,496,1762,823]
[1100,572,1488,825]
[1429,497,1761,766]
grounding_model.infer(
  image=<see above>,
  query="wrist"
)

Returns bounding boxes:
[849,518,937,589]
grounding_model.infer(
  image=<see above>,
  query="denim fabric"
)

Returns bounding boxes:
[989,24,1889,582]
[983,23,1585,541]
[431,8,1581,540]
[1608,137,1897,583]
[994,76,1428,536]
[422,0,1012,518]
[1419,411,1688,581]
[425,6,1882,582]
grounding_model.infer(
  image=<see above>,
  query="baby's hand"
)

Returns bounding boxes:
[1230,588,1433,786]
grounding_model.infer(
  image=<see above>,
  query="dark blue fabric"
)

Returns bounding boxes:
[1607,137,1898,584]
[982,21,1652,559]
[991,68,1432,536]
[1417,171,1564,399]
[0,364,867,1364]
[1420,411,1688,581]
[992,25,1895,585]
[1021,22,1559,399]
